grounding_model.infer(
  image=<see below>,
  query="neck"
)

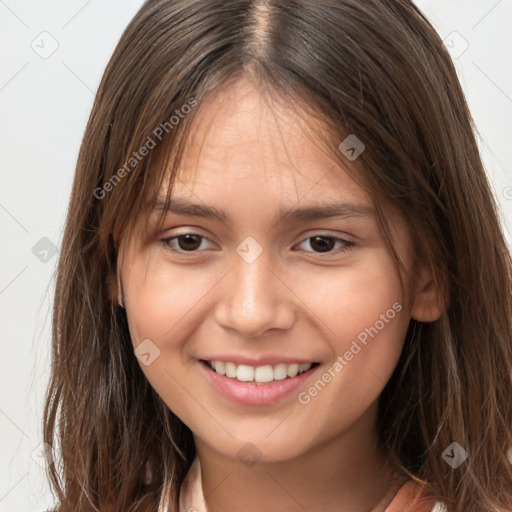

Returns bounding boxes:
[194,403,406,512]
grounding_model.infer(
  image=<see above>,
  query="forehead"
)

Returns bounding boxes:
[160,76,371,208]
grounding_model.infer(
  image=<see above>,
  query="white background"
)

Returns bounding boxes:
[0,1,511,510]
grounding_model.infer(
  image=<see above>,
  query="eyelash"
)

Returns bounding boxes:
[160,232,355,257]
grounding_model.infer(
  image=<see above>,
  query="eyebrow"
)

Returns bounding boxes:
[152,196,375,225]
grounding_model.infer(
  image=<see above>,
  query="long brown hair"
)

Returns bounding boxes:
[42,1,512,511]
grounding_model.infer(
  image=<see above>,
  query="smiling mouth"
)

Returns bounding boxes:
[200,359,320,384]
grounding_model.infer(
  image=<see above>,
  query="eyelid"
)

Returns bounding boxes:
[294,233,355,255]
[161,231,217,251]
[300,229,355,242]
[161,226,355,241]
[160,229,356,256]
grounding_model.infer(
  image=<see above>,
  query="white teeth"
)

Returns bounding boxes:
[299,363,311,373]
[255,365,274,383]
[213,361,226,375]
[236,364,254,382]
[273,364,288,381]
[207,360,315,382]
[286,363,299,378]
[225,362,237,378]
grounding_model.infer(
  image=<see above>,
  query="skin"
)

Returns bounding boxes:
[118,76,444,512]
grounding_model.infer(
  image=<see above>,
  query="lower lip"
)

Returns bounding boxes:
[198,361,320,406]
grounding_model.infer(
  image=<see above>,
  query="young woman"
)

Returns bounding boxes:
[42,1,512,511]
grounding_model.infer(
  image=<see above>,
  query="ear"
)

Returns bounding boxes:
[411,264,449,322]
[108,243,126,308]
[107,271,124,308]
[107,273,117,302]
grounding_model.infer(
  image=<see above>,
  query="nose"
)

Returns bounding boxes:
[214,252,296,338]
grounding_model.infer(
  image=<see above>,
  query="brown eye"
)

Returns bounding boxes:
[162,233,214,253]
[176,234,202,251]
[309,236,336,253]
[296,235,354,255]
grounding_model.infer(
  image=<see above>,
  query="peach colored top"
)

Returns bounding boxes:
[179,456,447,512]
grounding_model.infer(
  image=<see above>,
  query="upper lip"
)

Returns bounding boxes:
[199,355,319,366]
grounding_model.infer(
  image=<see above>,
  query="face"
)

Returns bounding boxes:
[119,77,422,463]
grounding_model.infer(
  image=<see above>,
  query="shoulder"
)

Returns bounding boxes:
[385,480,446,512]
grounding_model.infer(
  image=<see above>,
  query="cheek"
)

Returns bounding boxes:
[122,250,217,347]
[304,247,406,347]
[121,251,218,429]
[299,248,409,394]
